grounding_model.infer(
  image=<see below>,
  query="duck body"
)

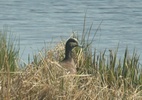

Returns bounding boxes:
[60,57,76,74]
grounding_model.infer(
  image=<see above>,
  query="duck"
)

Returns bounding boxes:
[60,37,82,74]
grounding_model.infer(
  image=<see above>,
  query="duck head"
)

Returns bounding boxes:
[64,38,82,59]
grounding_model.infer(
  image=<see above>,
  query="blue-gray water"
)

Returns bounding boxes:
[0,0,142,63]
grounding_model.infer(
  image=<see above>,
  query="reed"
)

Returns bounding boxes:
[0,28,19,71]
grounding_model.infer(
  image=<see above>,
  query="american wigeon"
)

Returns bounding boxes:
[60,38,82,74]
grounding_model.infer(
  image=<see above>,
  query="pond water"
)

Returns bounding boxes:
[0,0,142,64]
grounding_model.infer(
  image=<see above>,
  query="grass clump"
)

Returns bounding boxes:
[0,28,19,100]
[5,41,141,100]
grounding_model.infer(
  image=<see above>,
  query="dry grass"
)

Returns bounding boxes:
[0,41,142,100]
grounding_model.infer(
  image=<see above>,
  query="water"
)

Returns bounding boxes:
[0,0,142,63]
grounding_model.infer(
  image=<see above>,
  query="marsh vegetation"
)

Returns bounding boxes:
[0,21,142,100]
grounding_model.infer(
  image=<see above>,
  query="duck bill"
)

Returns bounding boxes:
[78,44,83,48]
